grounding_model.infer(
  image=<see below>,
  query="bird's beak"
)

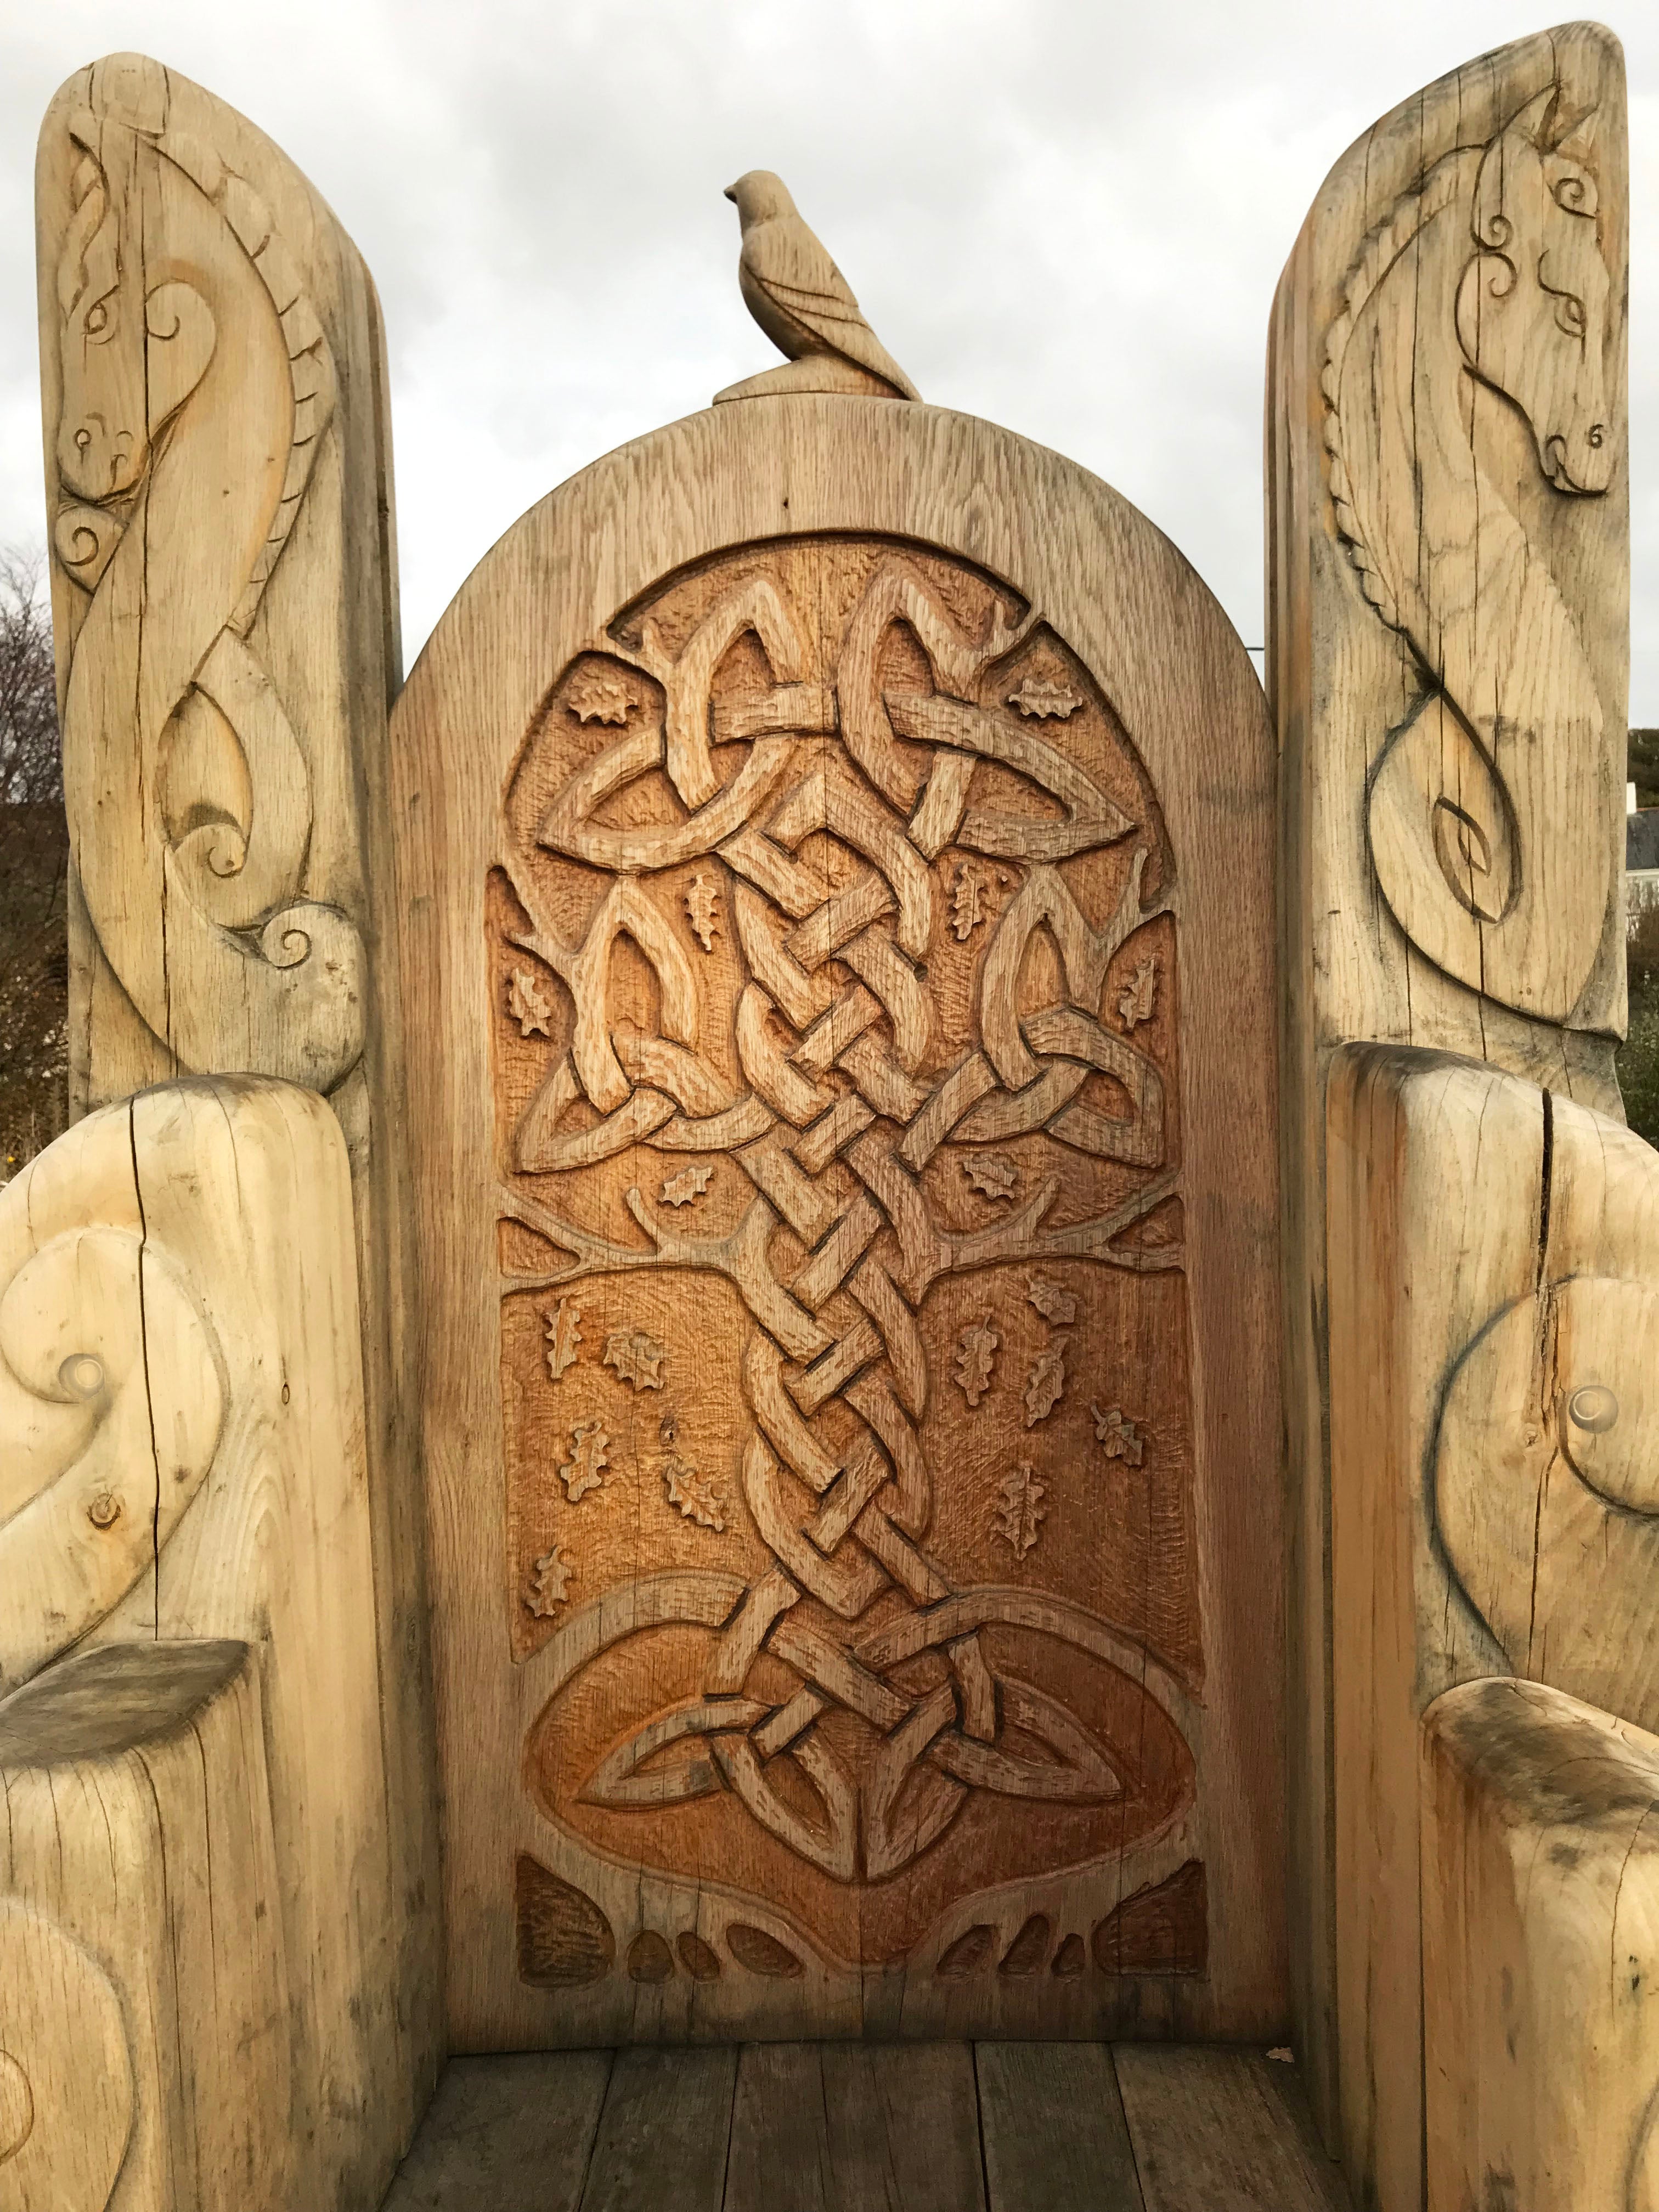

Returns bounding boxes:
[723,184,737,202]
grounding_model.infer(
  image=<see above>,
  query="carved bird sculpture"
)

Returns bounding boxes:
[716,170,921,405]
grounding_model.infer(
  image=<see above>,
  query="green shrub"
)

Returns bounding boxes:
[1621,902,1659,1148]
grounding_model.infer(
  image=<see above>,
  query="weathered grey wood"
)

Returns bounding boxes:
[724,2042,987,2212]
[380,2053,612,2211]
[977,2041,1142,2211]
[578,2045,737,2212]
[1113,2048,1348,2209]
[723,2046,833,2212]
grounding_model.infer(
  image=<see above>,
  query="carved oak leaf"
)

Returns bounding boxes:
[1116,954,1158,1031]
[952,1314,1000,1408]
[524,1545,573,1617]
[543,1296,584,1383]
[660,1163,714,1208]
[1092,1403,1146,1466]
[951,861,988,941]
[566,669,636,725]
[1024,1339,1068,1426]
[662,1454,727,1533]
[995,1464,1047,1558]
[1026,1275,1077,1327]
[685,873,721,952]
[509,967,557,1037]
[963,1153,1018,1202]
[558,1419,611,1503]
[604,1328,666,1390]
[1007,675,1083,720]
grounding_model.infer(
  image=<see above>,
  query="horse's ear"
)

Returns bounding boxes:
[1551,103,1599,164]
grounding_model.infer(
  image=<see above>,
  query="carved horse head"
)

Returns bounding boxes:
[54,81,216,512]
[1455,84,1612,495]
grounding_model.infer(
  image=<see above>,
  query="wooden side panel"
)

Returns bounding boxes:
[1422,1678,1659,2209]
[0,1079,430,2210]
[1267,21,1630,2137]
[390,397,1285,2046]
[34,51,441,2128]
[0,1641,286,2212]
[1327,1042,1659,2208]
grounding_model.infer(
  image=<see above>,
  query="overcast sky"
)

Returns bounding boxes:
[2,1,1655,721]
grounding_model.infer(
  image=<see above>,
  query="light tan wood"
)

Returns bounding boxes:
[0,1079,429,2208]
[1326,1043,1659,2209]
[1112,2046,1347,2210]
[33,50,442,2135]
[1267,21,1630,2139]
[1421,1677,1659,2209]
[0,1640,287,2211]
[387,393,1285,2048]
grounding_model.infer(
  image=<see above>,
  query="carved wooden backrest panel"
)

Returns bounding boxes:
[391,399,1283,2045]
[35,53,398,1115]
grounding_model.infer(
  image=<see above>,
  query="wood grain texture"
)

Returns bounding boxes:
[0,1079,427,2210]
[1326,1042,1659,2209]
[976,2040,1141,2210]
[1266,21,1629,2142]
[0,1640,286,2211]
[1113,2047,1348,2210]
[34,50,443,2138]
[390,392,1284,2052]
[724,2042,986,2212]
[578,2046,738,2212]
[380,2053,613,2212]
[1421,1678,1659,2210]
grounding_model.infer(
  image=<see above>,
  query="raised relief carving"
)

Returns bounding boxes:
[1024,1341,1068,1426]
[953,1316,1000,1409]
[524,1547,573,1617]
[1026,1275,1077,1327]
[686,873,721,952]
[604,1328,666,1390]
[1091,1859,1208,1976]
[1093,1404,1147,1466]
[510,969,557,1037]
[556,1421,610,1503]
[1115,954,1157,1032]
[995,1463,1047,1558]
[541,1296,584,1381]
[1323,81,1616,1020]
[494,535,1197,1966]
[47,55,366,1088]
[718,172,919,406]
[1008,676,1082,720]
[660,1164,714,1207]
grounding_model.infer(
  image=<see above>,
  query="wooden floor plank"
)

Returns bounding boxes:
[723,2046,832,2212]
[821,2043,988,2212]
[977,2041,1143,2211]
[1113,2049,1350,2210]
[579,2045,738,2212]
[380,2052,613,2211]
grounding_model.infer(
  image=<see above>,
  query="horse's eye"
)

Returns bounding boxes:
[1557,298,1586,340]
[84,301,109,335]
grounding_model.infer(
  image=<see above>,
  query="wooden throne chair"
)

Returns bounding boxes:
[0,22,1646,2210]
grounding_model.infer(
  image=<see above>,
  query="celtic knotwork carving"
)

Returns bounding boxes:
[494,535,1197,1955]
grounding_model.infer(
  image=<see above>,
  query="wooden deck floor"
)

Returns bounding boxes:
[380,2044,1351,2210]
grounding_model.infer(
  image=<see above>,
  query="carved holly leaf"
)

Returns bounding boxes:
[558,1419,610,1502]
[1116,955,1158,1031]
[963,1153,1018,1201]
[1024,1339,1068,1426]
[663,1454,727,1532]
[508,967,556,1037]
[660,1163,713,1208]
[1092,1403,1146,1466]
[566,668,636,725]
[524,1545,573,1617]
[1008,676,1082,720]
[953,1315,1000,1408]
[542,1296,584,1383]
[605,1328,666,1390]
[995,1464,1047,1559]
[1026,1275,1077,1327]
[951,862,988,941]
[686,873,721,952]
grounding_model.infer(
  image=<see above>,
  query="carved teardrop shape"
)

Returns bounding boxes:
[1368,693,1518,983]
